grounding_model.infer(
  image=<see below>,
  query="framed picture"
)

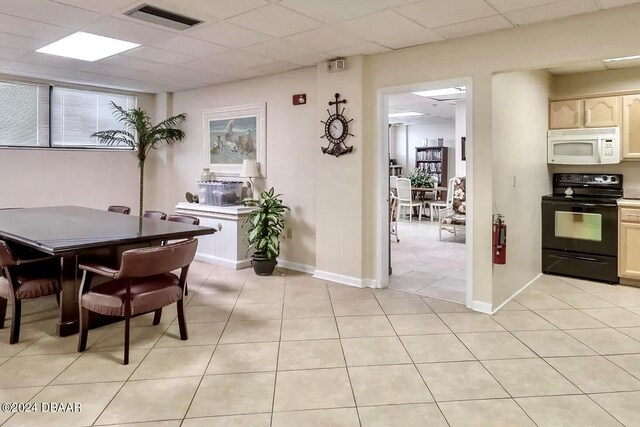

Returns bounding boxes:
[203,103,266,177]
[461,136,466,161]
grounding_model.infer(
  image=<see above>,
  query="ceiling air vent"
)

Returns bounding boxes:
[124,4,203,31]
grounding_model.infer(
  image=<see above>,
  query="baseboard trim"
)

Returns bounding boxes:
[195,253,251,270]
[491,273,542,314]
[313,270,364,288]
[362,278,379,289]
[278,259,315,275]
[472,300,493,314]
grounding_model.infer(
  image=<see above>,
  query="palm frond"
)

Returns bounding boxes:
[151,113,186,131]
[91,129,135,147]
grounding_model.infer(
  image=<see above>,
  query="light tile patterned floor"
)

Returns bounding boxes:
[390,220,466,303]
[1,264,640,426]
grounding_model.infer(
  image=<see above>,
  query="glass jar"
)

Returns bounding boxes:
[200,168,211,182]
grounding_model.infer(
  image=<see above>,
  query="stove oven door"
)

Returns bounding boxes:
[541,199,618,257]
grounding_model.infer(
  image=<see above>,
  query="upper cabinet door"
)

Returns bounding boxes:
[584,96,621,128]
[623,94,640,160]
[549,100,582,129]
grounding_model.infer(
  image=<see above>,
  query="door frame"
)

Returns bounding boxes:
[376,77,474,308]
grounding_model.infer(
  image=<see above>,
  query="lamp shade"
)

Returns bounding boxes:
[240,159,259,178]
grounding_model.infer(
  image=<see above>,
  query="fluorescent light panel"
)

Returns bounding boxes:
[604,55,640,62]
[389,112,424,118]
[36,32,140,62]
[412,87,466,97]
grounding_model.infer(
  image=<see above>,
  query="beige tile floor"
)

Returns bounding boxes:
[1,264,640,426]
[390,219,466,303]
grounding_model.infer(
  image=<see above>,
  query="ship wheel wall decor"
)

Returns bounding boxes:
[320,93,354,157]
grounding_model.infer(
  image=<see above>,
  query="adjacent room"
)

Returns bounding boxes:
[1,1,640,426]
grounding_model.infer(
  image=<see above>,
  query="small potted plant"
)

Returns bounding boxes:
[408,169,436,188]
[243,187,290,276]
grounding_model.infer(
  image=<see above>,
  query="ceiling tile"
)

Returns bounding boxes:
[124,47,197,65]
[505,0,599,26]
[0,13,72,40]
[101,54,175,74]
[243,39,331,66]
[434,15,513,39]
[0,0,101,29]
[210,50,273,68]
[0,32,45,50]
[180,56,262,79]
[186,21,271,47]
[82,16,176,45]
[50,0,137,14]
[282,26,365,52]
[152,36,228,57]
[329,42,391,57]
[0,46,28,60]
[156,0,270,19]
[396,0,498,28]
[250,60,302,75]
[229,4,322,37]
[486,0,561,13]
[279,0,415,23]
[595,0,640,7]
[339,10,443,49]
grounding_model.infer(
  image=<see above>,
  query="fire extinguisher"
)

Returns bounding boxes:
[493,214,507,264]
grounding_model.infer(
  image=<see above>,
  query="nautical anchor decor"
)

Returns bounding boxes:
[320,93,354,157]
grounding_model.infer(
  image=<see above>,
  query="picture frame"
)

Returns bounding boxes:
[202,103,266,177]
[461,136,466,161]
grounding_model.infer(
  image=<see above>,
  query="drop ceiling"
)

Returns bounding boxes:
[0,0,637,93]
[388,91,465,126]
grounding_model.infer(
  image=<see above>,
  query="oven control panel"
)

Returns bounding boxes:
[555,174,622,186]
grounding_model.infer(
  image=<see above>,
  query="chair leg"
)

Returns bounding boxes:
[418,206,422,222]
[123,313,130,365]
[0,297,7,329]
[177,299,188,340]
[55,290,61,306]
[77,306,89,352]
[10,299,21,344]
[439,227,442,241]
[184,282,188,296]
[152,308,162,325]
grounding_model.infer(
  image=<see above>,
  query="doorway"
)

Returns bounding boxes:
[376,78,473,307]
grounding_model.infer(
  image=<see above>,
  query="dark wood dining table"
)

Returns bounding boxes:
[0,206,216,336]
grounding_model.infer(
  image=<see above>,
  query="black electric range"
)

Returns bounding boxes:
[541,173,623,284]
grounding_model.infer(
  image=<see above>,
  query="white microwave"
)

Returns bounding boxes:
[548,127,620,165]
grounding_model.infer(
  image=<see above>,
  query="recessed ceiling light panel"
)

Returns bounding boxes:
[389,112,424,118]
[412,87,466,97]
[603,55,640,62]
[36,31,140,62]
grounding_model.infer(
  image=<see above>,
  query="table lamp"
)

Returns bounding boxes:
[240,159,259,199]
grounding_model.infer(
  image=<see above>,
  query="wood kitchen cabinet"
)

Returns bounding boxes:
[584,96,621,127]
[549,100,582,129]
[619,206,640,280]
[622,94,640,159]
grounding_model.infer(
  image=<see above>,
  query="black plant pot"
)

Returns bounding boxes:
[251,256,277,276]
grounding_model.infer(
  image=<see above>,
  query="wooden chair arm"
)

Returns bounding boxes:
[79,262,119,279]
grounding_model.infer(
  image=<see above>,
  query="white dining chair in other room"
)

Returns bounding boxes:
[389,176,398,195]
[396,178,422,222]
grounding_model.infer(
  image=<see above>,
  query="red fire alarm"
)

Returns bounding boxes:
[293,93,306,105]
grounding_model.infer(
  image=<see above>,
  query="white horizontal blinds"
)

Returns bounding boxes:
[0,82,49,147]
[51,87,136,148]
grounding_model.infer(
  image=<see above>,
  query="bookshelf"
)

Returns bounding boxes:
[415,146,448,186]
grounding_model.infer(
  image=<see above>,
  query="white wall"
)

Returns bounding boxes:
[455,101,467,177]
[147,67,318,269]
[0,87,154,212]
[492,70,552,307]
[389,125,407,173]
[406,123,455,183]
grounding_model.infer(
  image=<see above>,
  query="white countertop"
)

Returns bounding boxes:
[618,199,640,208]
[175,202,254,215]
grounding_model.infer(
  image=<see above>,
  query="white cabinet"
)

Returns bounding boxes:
[175,203,253,270]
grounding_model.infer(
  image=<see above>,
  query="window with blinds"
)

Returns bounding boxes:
[0,82,49,147]
[51,87,137,148]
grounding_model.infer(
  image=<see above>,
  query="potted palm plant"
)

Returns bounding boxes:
[92,102,187,216]
[243,188,290,276]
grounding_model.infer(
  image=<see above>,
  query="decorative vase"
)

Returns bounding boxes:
[200,168,211,182]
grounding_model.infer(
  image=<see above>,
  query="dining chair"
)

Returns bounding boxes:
[77,238,198,364]
[165,214,200,295]
[142,210,167,220]
[396,178,422,222]
[390,193,400,242]
[107,205,131,215]
[0,240,60,344]
[166,214,200,225]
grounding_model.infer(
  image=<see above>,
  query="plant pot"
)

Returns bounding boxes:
[251,256,277,276]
